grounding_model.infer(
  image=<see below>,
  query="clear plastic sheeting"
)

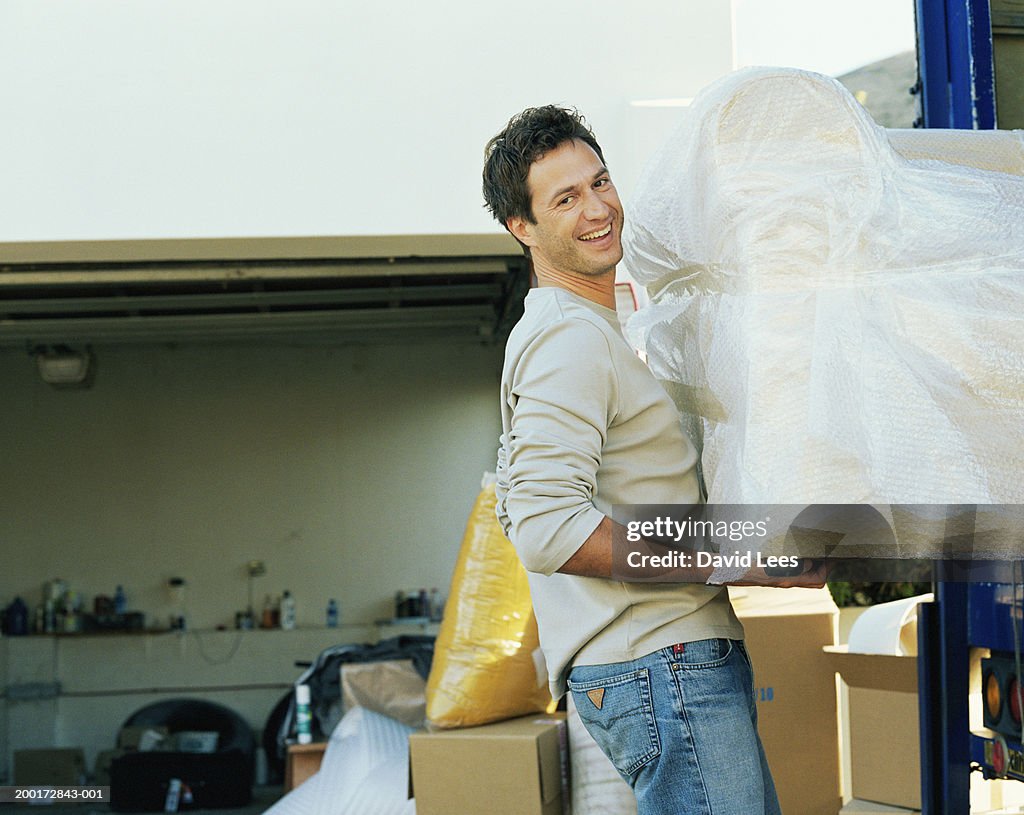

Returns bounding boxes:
[623,67,1024,505]
[264,706,415,815]
[887,128,1024,175]
[425,477,553,729]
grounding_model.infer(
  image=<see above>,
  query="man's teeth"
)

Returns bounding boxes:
[579,225,611,241]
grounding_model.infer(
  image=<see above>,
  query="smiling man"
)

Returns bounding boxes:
[484,106,826,814]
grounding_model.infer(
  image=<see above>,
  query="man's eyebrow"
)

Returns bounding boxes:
[548,167,610,205]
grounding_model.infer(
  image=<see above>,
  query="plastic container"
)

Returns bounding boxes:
[280,591,296,630]
[326,599,338,628]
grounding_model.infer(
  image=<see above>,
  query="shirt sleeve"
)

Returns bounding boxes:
[495,435,512,537]
[501,317,618,575]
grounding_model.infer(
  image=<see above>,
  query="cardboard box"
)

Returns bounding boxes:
[117,724,170,751]
[409,714,565,815]
[824,645,920,810]
[14,748,86,786]
[93,748,125,786]
[825,644,1024,813]
[731,587,842,815]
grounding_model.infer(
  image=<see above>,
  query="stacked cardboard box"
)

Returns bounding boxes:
[409,714,567,815]
[731,586,842,815]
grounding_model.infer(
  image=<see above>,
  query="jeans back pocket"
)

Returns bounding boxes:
[568,666,661,777]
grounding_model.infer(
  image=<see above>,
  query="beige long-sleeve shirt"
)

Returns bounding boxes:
[496,287,743,697]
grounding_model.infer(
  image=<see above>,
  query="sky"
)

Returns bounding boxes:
[733,0,917,76]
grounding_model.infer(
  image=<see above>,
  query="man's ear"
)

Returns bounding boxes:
[507,215,535,249]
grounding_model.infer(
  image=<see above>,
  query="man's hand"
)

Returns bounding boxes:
[725,559,832,589]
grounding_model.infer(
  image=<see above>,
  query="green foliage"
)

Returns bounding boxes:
[827,580,932,607]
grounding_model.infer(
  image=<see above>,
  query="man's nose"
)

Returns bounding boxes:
[582,189,609,220]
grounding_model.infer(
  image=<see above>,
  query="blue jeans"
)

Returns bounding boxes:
[567,638,780,815]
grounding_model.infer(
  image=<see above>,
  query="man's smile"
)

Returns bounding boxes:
[578,223,613,242]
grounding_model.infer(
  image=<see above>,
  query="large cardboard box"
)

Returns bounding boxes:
[825,644,1024,813]
[730,586,842,815]
[14,748,86,786]
[409,714,566,815]
[824,646,920,810]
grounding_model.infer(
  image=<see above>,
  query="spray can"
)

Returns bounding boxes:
[164,778,182,813]
[295,684,313,745]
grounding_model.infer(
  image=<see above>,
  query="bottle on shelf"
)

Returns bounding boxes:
[236,608,254,630]
[5,597,29,636]
[43,599,56,633]
[114,585,127,615]
[261,595,274,629]
[63,591,81,633]
[326,598,339,628]
[280,590,296,630]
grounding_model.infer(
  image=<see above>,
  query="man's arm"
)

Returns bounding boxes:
[501,318,828,588]
[558,515,830,588]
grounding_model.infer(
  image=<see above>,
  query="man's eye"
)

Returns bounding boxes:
[595,178,610,188]
[559,196,574,206]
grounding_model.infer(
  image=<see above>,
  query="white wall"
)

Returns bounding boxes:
[0,340,503,631]
[0,1,733,241]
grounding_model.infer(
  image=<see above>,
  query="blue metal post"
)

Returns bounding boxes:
[915,0,997,128]
[940,578,972,813]
[914,2,997,806]
[918,600,942,815]
[918,575,971,815]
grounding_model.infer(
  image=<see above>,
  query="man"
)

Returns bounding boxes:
[484,105,827,815]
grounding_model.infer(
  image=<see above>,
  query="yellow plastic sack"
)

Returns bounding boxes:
[426,481,554,728]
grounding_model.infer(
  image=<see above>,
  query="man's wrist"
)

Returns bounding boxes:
[706,564,749,586]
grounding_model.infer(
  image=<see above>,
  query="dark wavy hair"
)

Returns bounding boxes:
[482,105,606,229]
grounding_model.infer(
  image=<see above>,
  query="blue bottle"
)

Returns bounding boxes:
[6,597,29,636]
[114,585,127,615]
[326,599,338,628]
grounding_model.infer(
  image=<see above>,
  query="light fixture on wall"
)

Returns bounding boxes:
[33,345,95,389]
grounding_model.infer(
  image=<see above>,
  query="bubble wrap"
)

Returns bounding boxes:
[623,67,1024,505]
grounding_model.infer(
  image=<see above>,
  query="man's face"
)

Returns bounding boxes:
[509,139,624,279]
